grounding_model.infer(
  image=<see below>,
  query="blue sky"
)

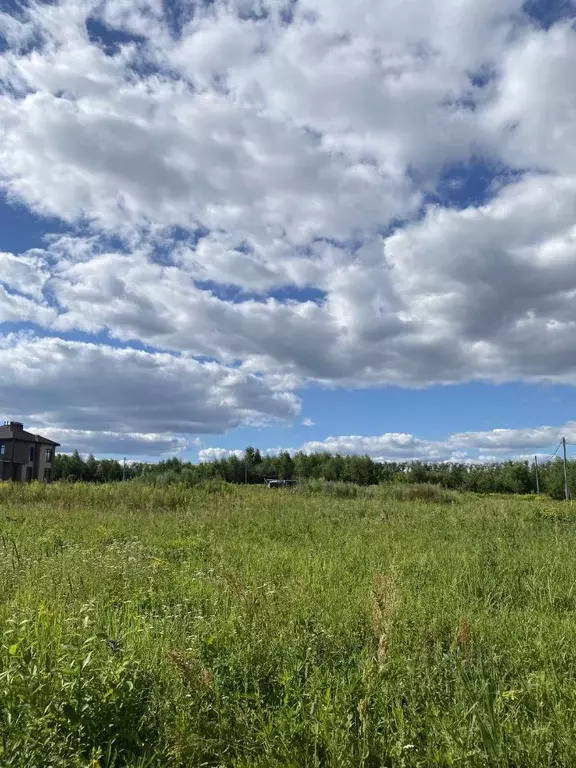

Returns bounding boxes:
[1,0,576,463]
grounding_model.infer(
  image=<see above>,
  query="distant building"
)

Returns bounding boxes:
[0,422,59,482]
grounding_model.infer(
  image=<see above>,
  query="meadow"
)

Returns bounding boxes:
[1,482,576,766]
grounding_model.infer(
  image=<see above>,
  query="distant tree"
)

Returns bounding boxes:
[277,451,295,480]
[50,443,576,499]
[228,454,245,484]
[243,446,264,483]
[85,454,99,482]
[66,449,85,482]
[542,459,568,500]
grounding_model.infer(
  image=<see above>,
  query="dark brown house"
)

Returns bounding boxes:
[0,422,60,482]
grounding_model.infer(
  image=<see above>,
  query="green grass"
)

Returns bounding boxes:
[1,482,576,766]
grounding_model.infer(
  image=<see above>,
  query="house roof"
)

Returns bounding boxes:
[0,425,60,446]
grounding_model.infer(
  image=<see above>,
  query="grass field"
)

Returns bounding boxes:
[1,482,576,766]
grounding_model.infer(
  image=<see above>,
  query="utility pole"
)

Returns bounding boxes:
[562,438,570,501]
[534,455,540,496]
[122,456,127,482]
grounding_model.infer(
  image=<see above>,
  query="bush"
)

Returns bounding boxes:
[298,480,377,498]
[386,483,459,504]
[197,478,236,494]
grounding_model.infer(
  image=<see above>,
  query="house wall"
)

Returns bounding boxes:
[0,440,56,482]
[37,444,55,482]
[12,440,34,465]
[13,440,36,481]
[20,443,55,481]
[0,441,16,481]
[0,440,15,463]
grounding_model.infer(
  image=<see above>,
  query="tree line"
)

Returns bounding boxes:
[52,448,576,499]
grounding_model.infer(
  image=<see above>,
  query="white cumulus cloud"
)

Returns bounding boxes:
[0,334,300,455]
[198,447,244,462]
[210,421,576,463]
[1,0,576,446]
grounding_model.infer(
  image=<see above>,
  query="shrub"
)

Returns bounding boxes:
[386,482,459,504]
[298,480,377,498]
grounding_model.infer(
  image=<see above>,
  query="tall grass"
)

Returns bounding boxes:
[1,481,575,765]
[299,479,458,502]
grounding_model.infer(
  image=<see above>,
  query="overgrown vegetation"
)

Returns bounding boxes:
[54,447,576,499]
[2,482,576,765]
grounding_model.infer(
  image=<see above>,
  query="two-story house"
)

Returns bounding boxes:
[0,422,60,482]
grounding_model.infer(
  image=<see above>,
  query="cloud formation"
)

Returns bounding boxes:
[198,447,244,462]
[1,0,576,449]
[210,422,576,463]
[0,334,300,454]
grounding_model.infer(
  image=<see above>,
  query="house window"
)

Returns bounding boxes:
[0,444,5,456]
[29,445,35,462]
[25,466,33,482]
[43,468,52,483]
[45,448,53,462]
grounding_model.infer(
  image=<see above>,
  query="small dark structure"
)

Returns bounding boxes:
[264,479,298,488]
[0,421,59,482]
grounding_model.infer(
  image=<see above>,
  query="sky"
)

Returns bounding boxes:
[1,0,576,464]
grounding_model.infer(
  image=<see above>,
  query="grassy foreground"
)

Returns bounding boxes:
[1,483,576,766]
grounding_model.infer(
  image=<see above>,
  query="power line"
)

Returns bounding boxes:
[550,441,563,458]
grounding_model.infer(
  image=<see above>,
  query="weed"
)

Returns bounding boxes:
[0,482,575,765]
[386,482,459,503]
